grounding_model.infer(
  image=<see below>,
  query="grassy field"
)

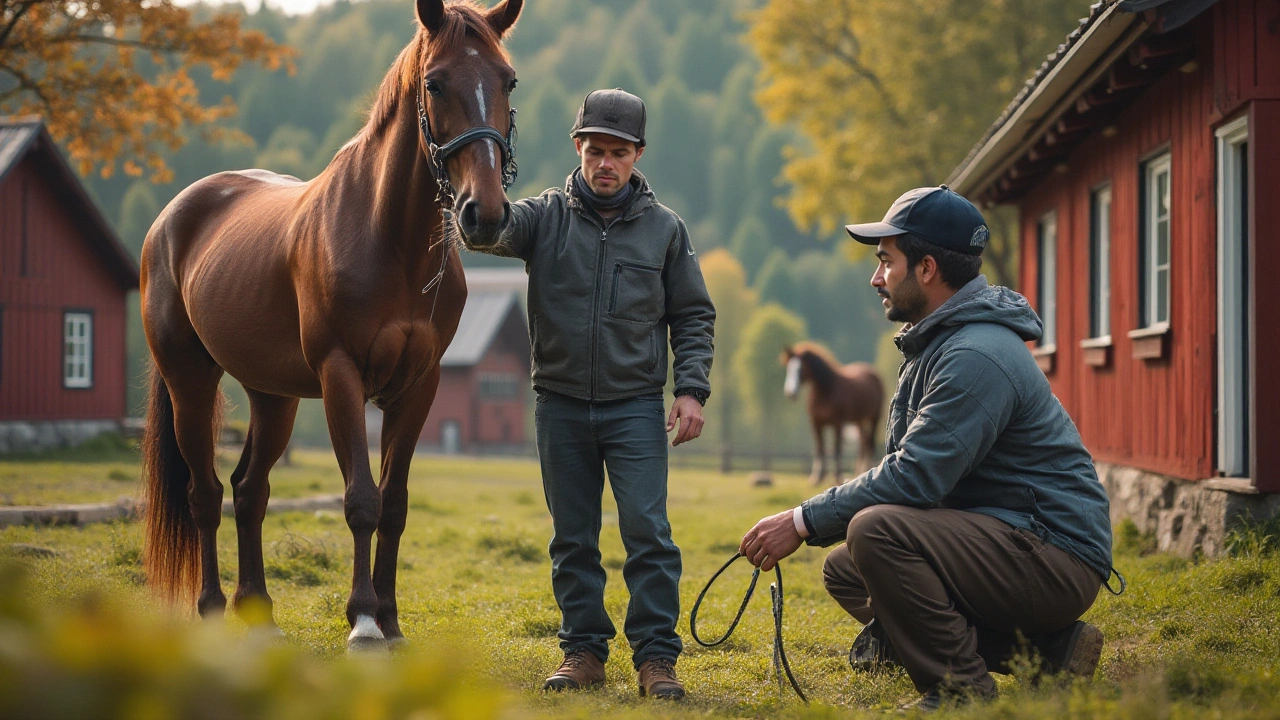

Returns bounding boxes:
[3,446,1280,718]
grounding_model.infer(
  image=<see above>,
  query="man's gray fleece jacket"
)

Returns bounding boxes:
[471,171,715,401]
[801,276,1114,580]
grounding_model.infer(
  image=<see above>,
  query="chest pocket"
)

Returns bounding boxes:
[609,261,664,324]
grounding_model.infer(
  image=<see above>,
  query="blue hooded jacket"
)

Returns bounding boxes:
[800,276,1114,580]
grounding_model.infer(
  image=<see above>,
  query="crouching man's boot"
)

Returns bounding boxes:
[543,649,605,691]
[637,657,685,700]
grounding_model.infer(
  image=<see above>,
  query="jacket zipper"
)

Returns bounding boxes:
[590,227,608,399]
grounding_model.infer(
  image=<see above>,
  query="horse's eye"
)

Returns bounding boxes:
[424,79,442,96]
[508,78,518,93]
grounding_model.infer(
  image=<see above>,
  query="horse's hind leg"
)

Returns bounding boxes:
[152,335,227,617]
[833,421,845,483]
[373,368,440,648]
[230,389,299,629]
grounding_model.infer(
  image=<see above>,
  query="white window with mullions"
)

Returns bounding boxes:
[1037,212,1057,348]
[1089,185,1112,339]
[63,311,93,389]
[1143,153,1172,328]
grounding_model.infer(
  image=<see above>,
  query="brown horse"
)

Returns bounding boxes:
[139,0,523,652]
[783,342,884,486]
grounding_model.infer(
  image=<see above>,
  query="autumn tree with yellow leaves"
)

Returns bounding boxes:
[0,0,294,181]
[746,0,1088,286]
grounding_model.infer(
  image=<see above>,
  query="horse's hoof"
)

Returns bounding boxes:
[347,615,389,656]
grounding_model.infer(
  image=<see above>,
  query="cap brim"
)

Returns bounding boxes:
[572,126,642,143]
[844,221,906,245]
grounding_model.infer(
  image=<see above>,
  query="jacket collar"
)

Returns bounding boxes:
[894,276,989,358]
[564,169,655,222]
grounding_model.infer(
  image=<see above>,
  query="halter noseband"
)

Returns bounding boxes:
[416,78,518,206]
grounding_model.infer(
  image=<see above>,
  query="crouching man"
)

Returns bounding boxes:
[738,186,1119,711]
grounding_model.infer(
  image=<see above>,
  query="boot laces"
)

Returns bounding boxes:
[647,658,676,681]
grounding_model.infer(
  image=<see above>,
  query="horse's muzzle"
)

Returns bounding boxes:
[456,198,511,250]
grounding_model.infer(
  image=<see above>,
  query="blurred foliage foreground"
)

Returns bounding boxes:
[0,562,505,720]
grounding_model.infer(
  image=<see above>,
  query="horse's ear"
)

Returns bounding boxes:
[416,0,445,34]
[485,0,523,37]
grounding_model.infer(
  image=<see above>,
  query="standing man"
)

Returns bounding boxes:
[737,186,1118,710]
[462,89,714,701]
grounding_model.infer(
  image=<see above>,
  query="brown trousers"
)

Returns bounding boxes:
[822,505,1101,694]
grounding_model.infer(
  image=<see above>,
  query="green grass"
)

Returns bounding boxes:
[3,450,1280,718]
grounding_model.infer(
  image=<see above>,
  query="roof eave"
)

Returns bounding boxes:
[947,4,1147,200]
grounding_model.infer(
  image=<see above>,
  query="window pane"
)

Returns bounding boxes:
[1157,270,1169,323]
[1157,220,1169,266]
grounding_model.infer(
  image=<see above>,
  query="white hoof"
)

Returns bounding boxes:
[347,615,388,655]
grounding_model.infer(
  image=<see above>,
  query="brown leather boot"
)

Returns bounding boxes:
[637,657,685,700]
[542,649,605,691]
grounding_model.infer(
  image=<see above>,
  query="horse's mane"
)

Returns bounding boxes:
[794,341,841,391]
[363,2,510,140]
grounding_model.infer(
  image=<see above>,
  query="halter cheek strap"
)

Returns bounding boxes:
[416,79,519,205]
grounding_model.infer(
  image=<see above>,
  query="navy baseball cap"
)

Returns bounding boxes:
[845,185,989,256]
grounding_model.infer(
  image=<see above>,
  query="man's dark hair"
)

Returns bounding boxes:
[896,233,983,289]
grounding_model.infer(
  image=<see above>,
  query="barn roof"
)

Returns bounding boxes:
[0,117,139,290]
[440,286,526,367]
[946,0,1215,204]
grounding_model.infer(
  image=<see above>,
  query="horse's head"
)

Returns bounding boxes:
[415,0,522,249]
[782,345,805,399]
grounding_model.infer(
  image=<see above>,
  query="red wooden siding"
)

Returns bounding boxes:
[1251,98,1280,492]
[1017,1,1280,486]
[420,340,528,450]
[0,157,130,421]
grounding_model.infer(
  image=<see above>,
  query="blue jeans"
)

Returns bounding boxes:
[534,389,683,668]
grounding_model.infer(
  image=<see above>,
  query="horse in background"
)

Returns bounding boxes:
[139,0,523,653]
[783,343,884,486]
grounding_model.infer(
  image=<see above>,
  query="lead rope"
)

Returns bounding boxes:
[690,553,808,704]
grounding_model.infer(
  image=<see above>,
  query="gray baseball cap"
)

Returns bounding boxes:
[571,88,646,147]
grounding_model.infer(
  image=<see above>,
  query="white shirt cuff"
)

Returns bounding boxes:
[792,506,809,538]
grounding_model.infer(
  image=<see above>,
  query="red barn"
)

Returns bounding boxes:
[948,0,1280,555]
[367,268,531,454]
[0,118,139,453]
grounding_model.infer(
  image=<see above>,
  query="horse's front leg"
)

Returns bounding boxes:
[318,356,384,653]
[372,368,441,649]
[832,421,845,484]
[809,420,827,485]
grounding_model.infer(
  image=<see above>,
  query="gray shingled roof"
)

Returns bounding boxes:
[0,118,42,184]
[440,289,525,367]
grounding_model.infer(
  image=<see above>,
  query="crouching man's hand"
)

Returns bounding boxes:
[740,510,803,571]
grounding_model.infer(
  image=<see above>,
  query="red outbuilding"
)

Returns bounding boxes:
[367,268,531,454]
[948,0,1280,554]
[0,118,139,453]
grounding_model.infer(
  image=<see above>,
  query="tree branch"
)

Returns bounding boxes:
[0,0,40,51]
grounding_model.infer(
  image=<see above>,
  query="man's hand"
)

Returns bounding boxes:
[739,510,804,571]
[666,395,705,447]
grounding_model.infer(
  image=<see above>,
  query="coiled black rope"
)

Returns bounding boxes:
[689,552,808,704]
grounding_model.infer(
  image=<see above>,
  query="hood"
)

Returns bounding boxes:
[895,276,1043,357]
[564,169,656,221]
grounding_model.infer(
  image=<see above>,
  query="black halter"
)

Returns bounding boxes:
[416,78,518,206]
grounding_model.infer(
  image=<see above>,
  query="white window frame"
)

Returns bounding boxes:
[63,311,93,389]
[1090,186,1113,340]
[1216,116,1249,477]
[1143,153,1172,328]
[1037,212,1058,348]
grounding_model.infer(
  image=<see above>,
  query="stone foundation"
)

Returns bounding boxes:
[0,420,123,454]
[1097,462,1280,558]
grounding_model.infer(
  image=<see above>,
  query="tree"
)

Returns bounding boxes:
[733,303,806,471]
[745,0,1089,286]
[700,249,757,472]
[0,0,294,182]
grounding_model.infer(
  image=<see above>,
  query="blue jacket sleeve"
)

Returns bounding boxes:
[801,348,1020,544]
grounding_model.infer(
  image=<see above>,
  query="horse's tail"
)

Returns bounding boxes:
[140,365,199,605]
